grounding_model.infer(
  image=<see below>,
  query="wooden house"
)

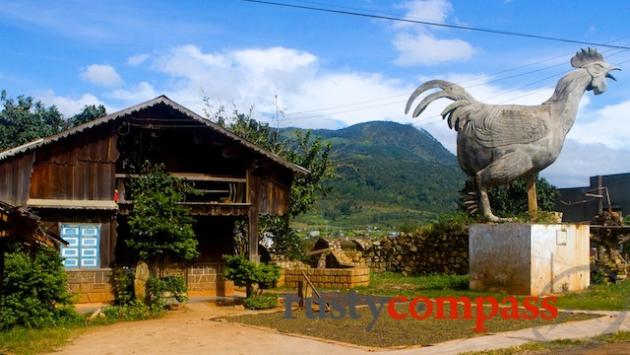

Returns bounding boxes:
[0,96,307,302]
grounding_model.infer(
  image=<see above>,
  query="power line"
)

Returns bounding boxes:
[283,46,628,118]
[280,51,630,124]
[283,48,629,119]
[242,0,630,50]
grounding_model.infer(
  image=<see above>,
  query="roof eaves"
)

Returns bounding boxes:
[0,95,310,175]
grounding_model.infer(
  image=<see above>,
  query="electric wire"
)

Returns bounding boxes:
[242,0,630,50]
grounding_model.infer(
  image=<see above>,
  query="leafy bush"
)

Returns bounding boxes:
[111,267,135,306]
[0,247,79,329]
[223,255,281,297]
[260,216,304,260]
[145,276,188,308]
[102,301,161,321]
[126,163,199,265]
[420,274,469,291]
[420,213,471,241]
[244,294,278,310]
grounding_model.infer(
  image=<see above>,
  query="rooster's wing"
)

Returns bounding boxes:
[471,105,550,148]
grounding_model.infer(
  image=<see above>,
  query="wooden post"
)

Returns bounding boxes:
[248,207,259,263]
[0,239,5,302]
[527,175,538,219]
[247,168,259,263]
[597,175,604,215]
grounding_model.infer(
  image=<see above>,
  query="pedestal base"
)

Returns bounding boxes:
[469,223,590,295]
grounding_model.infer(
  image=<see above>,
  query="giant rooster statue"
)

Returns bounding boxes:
[406,48,620,221]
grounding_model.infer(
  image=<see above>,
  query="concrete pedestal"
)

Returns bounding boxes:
[469,223,590,295]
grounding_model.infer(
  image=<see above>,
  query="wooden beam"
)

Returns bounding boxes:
[26,199,118,210]
[0,239,5,302]
[248,206,259,262]
[247,168,259,262]
[115,173,246,183]
[527,175,538,218]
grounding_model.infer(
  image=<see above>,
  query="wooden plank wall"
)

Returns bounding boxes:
[0,152,36,205]
[249,166,292,216]
[29,128,119,201]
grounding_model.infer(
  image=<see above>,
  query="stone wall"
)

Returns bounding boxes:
[163,262,234,297]
[282,267,370,289]
[67,269,114,304]
[69,262,234,304]
[361,231,468,275]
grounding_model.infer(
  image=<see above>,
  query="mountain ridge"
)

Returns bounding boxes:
[282,121,466,229]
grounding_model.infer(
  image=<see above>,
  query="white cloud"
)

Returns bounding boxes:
[391,0,474,66]
[144,45,412,128]
[80,64,122,87]
[542,139,630,187]
[566,99,630,150]
[109,81,157,102]
[115,43,628,186]
[395,0,452,27]
[38,90,105,117]
[127,53,150,66]
[393,32,474,66]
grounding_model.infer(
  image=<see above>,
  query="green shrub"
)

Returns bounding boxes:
[244,294,278,310]
[260,216,304,260]
[223,255,281,297]
[0,247,78,329]
[420,274,469,290]
[145,275,187,308]
[111,267,135,306]
[102,301,161,321]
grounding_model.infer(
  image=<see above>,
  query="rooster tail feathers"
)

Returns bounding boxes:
[405,79,474,118]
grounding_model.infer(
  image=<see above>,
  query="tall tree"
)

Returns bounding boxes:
[205,103,333,259]
[67,104,107,127]
[0,91,65,150]
[0,91,107,150]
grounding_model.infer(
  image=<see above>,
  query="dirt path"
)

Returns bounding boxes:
[55,302,367,355]
[54,302,630,355]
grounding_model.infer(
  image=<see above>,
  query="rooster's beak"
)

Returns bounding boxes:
[606,68,621,81]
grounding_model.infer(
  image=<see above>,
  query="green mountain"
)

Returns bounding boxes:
[284,121,467,230]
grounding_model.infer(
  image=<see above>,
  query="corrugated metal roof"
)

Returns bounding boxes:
[0,95,309,175]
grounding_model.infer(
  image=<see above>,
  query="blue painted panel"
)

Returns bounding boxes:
[60,223,101,269]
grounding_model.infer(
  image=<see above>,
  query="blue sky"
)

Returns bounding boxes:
[2,0,630,187]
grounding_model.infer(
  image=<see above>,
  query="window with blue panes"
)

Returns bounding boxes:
[60,223,101,269]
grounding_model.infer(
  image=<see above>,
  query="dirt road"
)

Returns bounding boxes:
[56,302,367,355]
[55,301,630,355]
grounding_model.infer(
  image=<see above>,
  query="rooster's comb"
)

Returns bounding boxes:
[571,47,604,68]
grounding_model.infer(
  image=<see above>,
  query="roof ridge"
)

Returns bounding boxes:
[0,96,308,175]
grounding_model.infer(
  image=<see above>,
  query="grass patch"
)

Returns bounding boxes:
[351,272,507,299]
[0,303,165,354]
[225,303,595,348]
[0,326,86,355]
[347,272,630,310]
[463,331,630,354]
[556,281,630,310]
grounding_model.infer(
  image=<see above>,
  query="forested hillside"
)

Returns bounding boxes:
[282,121,466,229]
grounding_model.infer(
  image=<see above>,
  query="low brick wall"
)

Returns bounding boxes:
[67,269,114,304]
[164,262,234,297]
[282,267,370,289]
[68,262,234,304]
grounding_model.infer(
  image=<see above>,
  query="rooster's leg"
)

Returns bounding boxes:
[478,187,503,222]
[476,151,534,222]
